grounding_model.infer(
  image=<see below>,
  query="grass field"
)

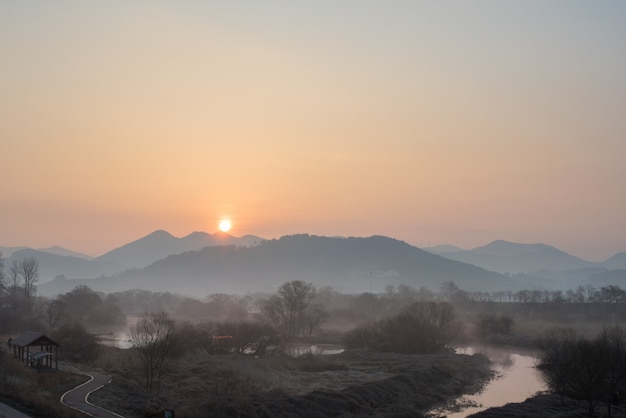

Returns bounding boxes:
[87,346,491,417]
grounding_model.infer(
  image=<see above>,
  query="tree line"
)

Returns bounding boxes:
[539,326,626,417]
[464,284,626,304]
[0,253,39,314]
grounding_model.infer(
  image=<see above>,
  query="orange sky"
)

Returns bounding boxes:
[1,2,625,261]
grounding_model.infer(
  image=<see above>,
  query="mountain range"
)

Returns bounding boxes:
[425,240,626,290]
[3,232,626,297]
[95,230,263,268]
[2,231,263,283]
[36,234,517,297]
[425,240,603,274]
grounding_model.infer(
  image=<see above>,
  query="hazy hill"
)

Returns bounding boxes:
[37,246,93,260]
[2,245,92,259]
[423,244,465,254]
[95,230,264,268]
[0,246,28,258]
[3,231,265,284]
[427,240,595,274]
[38,234,522,297]
[603,253,626,270]
[589,269,626,287]
[6,249,124,282]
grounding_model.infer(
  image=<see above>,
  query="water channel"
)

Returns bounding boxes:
[433,345,546,417]
[97,329,546,417]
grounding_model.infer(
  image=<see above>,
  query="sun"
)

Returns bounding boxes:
[218,219,232,233]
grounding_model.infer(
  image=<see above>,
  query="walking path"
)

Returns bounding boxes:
[0,402,32,418]
[60,367,124,418]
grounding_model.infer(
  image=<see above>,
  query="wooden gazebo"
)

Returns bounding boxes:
[9,331,62,370]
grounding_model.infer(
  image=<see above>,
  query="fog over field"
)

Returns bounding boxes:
[3,230,626,417]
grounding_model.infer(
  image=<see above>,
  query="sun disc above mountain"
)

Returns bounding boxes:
[218,219,232,232]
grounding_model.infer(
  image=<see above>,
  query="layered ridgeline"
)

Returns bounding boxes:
[38,234,517,297]
[4,230,263,284]
[96,230,263,269]
[425,240,594,274]
[426,240,626,290]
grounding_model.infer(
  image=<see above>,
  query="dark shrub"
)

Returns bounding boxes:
[55,322,100,363]
[538,326,626,417]
[476,314,514,339]
[344,301,459,354]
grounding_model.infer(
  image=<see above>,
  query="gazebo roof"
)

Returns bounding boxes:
[11,331,62,348]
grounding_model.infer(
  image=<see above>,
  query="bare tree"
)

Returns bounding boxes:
[538,326,626,417]
[599,326,626,417]
[538,327,580,404]
[303,304,328,337]
[130,311,178,397]
[20,257,39,313]
[60,285,103,324]
[259,280,325,338]
[45,299,66,336]
[8,259,21,309]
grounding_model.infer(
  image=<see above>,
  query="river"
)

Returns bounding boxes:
[96,329,546,416]
[432,345,546,417]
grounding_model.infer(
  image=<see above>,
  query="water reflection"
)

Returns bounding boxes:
[433,346,546,418]
[91,315,140,349]
[285,343,345,357]
[95,331,345,356]
[97,333,132,349]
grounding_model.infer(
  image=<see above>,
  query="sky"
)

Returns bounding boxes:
[1,1,625,261]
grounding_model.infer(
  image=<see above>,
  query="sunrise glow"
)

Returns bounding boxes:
[219,220,232,233]
[1,2,625,260]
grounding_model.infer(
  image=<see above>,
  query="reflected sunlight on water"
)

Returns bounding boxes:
[436,346,546,418]
[285,343,345,357]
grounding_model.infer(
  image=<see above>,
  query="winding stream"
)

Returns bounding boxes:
[433,345,546,417]
[97,328,546,417]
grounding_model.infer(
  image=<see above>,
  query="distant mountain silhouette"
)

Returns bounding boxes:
[6,249,123,282]
[38,234,522,297]
[95,230,264,269]
[4,230,264,283]
[2,245,91,259]
[603,253,626,270]
[429,240,595,274]
[37,246,93,260]
[0,246,28,258]
[589,269,626,287]
[13,233,626,296]
[423,244,465,254]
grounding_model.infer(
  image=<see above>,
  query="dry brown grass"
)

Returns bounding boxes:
[0,350,87,418]
[513,318,626,342]
[87,344,492,417]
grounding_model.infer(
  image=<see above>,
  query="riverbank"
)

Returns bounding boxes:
[469,393,626,418]
[430,346,545,418]
[89,348,493,417]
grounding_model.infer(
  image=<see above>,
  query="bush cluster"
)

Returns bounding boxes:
[538,326,626,417]
[476,313,514,338]
[55,322,101,363]
[343,301,459,354]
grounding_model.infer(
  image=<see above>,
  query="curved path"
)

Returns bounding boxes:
[60,368,123,418]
